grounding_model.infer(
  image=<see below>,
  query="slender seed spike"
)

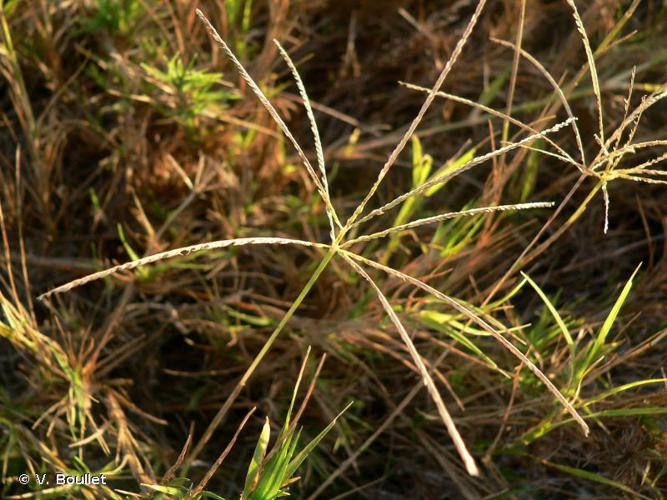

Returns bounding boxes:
[343,0,488,230]
[344,202,555,247]
[490,37,586,166]
[195,9,342,234]
[274,39,337,241]
[38,238,328,300]
[602,183,610,234]
[565,0,604,145]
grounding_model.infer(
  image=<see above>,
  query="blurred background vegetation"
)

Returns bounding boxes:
[1,0,666,498]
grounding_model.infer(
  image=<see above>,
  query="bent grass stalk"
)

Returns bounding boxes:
[339,249,589,436]
[38,6,592,478]
[342,253,479,475]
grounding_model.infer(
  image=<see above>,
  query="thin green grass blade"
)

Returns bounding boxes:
[521,272,573,347]
[485,276,528,309]
[258,428,299,498]
[426,147,476,197]
[522,406,667,445]
[200,492,226,500]
[419,310,499,370]
[587,406,667,418]
[411,135,432,187]
[287,401,353,478]
[584,378,667,406]
[243,417,271,496]
[584,264,641,369]
[282,347,310,434]
[541,459,648,498]
[478,66,511,106]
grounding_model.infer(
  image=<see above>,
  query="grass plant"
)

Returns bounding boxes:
[1,0,666,497]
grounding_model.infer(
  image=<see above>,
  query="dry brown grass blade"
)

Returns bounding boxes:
[0,198,20,307]
[106,394,154,486]
[161,431,192,485]
[501,0,526,165]
[291,353,327,431]
[343,202,554,247]
[341,253,480,476]
[343,0,488,230]
[37,238,327,300]
[0,6,38,174]
[341,250,590,436]
[352,118,575,229]
[195,9,342,233]
[188,407,256,499]
[67,421,111,451]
